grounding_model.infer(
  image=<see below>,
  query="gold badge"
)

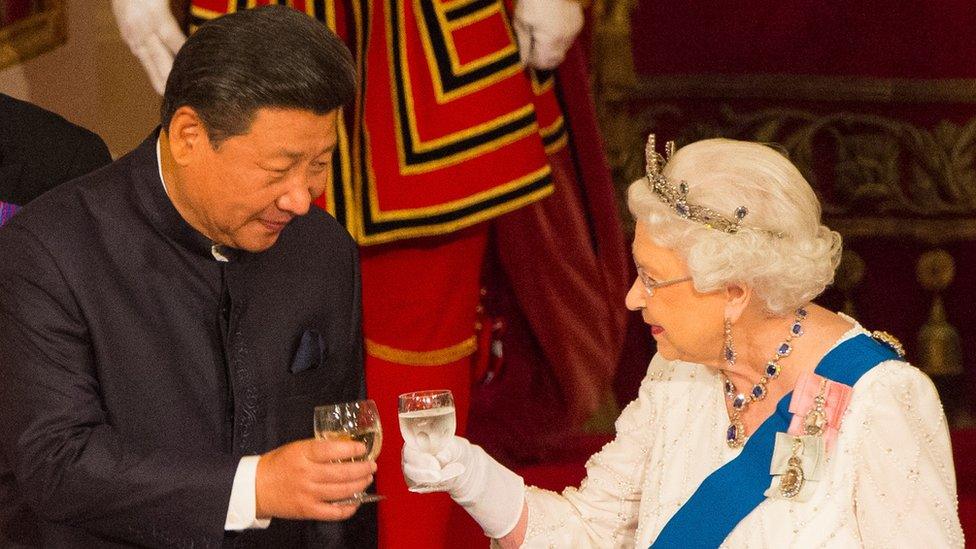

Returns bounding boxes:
[778,437,805,499]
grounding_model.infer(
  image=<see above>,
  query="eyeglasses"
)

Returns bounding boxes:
[636,265,692,296]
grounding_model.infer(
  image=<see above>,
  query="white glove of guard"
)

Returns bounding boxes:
[402,435,525,539]
[111,0,187,94]
[512,0,584,70]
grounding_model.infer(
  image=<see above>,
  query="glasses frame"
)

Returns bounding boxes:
[636,265,692,296]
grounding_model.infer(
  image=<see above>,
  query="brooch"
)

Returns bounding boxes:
[787,373,852,452]
[779,437,805,498]
[871,330,906,358]
[765,433,823,502]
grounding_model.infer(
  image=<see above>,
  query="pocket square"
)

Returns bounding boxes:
[290,329,325,374]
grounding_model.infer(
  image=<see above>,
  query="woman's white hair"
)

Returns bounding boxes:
[628,138,842,315]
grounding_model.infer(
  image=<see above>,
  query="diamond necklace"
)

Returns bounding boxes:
[723,307,808,448]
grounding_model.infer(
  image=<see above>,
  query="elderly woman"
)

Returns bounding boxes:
[401,136,964,547]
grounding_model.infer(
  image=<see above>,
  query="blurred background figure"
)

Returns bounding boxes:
[0,93,110,227]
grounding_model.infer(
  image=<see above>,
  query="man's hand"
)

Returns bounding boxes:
[512,0,584,70]
[255,438,376,521]
[110,0,187,94]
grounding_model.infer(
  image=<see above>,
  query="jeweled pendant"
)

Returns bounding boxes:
[803,408,827,436]
[779,456,805,498]
[726,420,745,448]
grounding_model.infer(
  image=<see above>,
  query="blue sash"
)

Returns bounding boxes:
[650,334,900,548]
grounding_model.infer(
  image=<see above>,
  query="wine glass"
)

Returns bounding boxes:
[313,399,384,504]
[398,390,458,491]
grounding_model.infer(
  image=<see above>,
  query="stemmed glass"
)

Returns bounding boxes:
[397,390,459,491]
[314,399,384,504]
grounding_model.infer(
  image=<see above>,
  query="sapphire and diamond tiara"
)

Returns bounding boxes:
[644,134,782,237]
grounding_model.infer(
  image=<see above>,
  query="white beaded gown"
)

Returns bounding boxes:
[518,321,965,548]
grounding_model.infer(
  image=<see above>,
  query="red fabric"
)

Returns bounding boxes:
[361,226,487,549]
[493,148,623,425]
[360,226,488,353]
[556,41,632,326]
[631,1,976,79]
[467,40,631,466]
[356,0,550,214]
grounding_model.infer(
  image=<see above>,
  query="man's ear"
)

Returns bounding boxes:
[166,106,210,167]
[723,282,752,323]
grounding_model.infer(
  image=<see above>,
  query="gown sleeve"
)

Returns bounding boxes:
[851,360,965,548]
[517,354,669,548]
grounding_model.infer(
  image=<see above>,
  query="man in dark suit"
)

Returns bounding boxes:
[0,93,112,226]
[0,7,376,547]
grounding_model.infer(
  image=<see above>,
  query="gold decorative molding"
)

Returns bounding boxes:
[601,102,976,241]
[0,0,67,70]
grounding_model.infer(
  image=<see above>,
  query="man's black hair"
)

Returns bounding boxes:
[160,5,356,146]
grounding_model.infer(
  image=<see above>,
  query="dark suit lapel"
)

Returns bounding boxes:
[0,96,26,203]
[0,162,25,203]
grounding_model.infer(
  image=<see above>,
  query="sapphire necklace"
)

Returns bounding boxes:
[722,307,808,448]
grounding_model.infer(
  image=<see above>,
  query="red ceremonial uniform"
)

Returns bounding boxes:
[188,1,575,547]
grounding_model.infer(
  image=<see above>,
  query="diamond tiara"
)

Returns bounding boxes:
[644,134,783,237]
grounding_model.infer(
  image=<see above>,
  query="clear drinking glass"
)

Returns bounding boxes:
[314,399,384,504]
[397,390,458,491]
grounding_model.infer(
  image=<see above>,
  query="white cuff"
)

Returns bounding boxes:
[225,455,271,530]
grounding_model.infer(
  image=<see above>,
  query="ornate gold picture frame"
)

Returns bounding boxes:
[0,0,67,70]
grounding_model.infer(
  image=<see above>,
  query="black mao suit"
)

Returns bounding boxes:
[0,132,376,547]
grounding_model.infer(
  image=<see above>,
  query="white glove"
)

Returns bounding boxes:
[402,436,525,539]
[111,0,188,94]
[512,0,584,70]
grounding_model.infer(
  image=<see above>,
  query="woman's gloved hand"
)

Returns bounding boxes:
[402,435,525,538]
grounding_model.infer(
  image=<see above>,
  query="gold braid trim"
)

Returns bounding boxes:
[365,336,478,366]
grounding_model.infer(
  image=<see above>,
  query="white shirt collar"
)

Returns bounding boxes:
[156,135,229,262]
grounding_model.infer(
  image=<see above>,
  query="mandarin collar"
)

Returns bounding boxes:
[130,128,245,263]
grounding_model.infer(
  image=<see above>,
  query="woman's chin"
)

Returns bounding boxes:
[656,344,712,366]
[656,344,680,361]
